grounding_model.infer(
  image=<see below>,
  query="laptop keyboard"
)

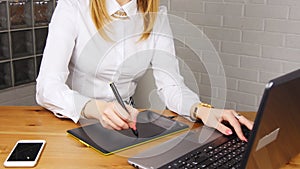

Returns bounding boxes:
[160,127,250,169]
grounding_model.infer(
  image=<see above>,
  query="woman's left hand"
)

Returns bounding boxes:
[195,106,254,142]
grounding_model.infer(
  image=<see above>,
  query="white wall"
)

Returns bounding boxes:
[1,0,299,110]
[164,0,300,111]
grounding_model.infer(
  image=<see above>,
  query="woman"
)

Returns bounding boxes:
[36,0,253,141]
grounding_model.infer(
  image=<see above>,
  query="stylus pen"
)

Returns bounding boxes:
[109,82,139,137]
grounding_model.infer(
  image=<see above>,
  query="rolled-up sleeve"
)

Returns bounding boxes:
[36,0,90,123]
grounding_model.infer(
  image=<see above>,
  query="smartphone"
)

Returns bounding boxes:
[3,140,46,168]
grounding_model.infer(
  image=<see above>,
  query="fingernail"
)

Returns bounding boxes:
[129,123,137,130]
[226,129,233,135]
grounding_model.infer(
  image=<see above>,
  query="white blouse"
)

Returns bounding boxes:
[36,0,200,123]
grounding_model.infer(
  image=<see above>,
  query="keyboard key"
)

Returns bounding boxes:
[159,127,249,169]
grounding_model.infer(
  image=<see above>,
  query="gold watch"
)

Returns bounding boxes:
[191,102,214,120]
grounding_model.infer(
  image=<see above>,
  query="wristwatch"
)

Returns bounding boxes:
[191,102,214,120]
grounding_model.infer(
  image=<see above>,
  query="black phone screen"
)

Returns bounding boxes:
[7,143,43,161]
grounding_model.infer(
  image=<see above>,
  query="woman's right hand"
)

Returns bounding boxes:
[83,100,139,130]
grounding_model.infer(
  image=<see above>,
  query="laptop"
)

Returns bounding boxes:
[128,69,300,169]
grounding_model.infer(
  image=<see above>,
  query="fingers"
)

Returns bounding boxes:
[199,108,237,138]
[113,102,138,123]
[125,105,139,130]
[216,122,233,136]
[206,109,250,142]
[100,114,119,130]
[224,110,256,142]
[232,112,254,130]
[102,107,130,130]
[95,101,129,130]
[212,111,245,141]
[125,104,139,122]
[223,112,247,142]
[100,102,139,131]
[113,102,131,120]
[237,115,254,130]
[90,100,136,131]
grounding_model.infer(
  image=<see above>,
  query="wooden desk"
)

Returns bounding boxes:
[0,106,299,169]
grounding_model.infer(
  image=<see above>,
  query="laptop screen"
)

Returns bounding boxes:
[242,69,300,169]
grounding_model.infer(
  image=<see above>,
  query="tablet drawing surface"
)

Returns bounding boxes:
[67,110,189,155]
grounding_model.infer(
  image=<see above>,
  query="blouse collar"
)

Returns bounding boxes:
[106,0,138,18]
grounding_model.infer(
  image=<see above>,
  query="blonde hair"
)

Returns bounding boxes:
[90,0,159,41]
